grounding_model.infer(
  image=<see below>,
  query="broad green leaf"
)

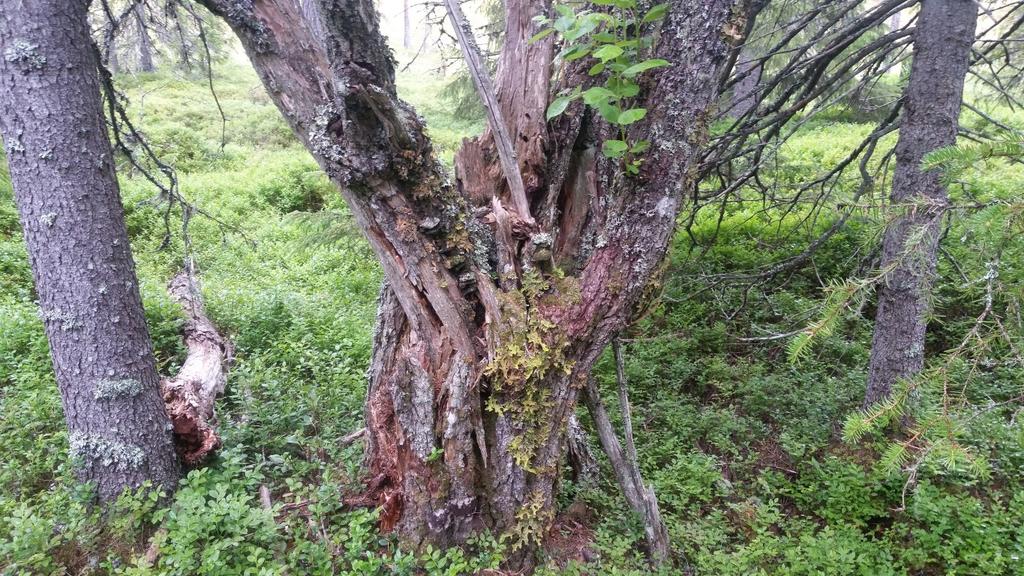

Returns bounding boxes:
[608,77,640,98]
[546,95,573,120]
[622,58,671,77]
[553,12,576,32]
[641,3,669,23]
[563,45,593,61]
[602,139,629,158]
[565,15,600,41]
[596,101,620,123]
[582,86,617,105]
[588,62,606,76]
[615,108,647,125]
[592,44,624,62]
[529,28,555,43]
[630,139,651,153]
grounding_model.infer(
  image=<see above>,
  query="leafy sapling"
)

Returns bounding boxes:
[534,0,669,175]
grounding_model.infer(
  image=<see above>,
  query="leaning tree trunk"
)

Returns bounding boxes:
[864,0,977,407]
[0,0,179,501]
[198,0,748,563]
[134,3,155,73]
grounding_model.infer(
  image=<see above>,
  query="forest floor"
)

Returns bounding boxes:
[2,58,1024,575]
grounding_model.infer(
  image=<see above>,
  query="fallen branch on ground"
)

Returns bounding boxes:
[161,268,232,464]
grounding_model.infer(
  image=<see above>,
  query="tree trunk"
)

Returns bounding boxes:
[864,0,977,406]
[198,0,747,563]
[0,0,179,501]
[107,37,121,75]
[730,50,761,118]
[135,3,155,73]
[403,0,413,49]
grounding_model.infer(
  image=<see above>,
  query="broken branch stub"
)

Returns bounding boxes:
[442,0,534,224]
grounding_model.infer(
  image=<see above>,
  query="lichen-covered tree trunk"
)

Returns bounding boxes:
[199,0,747,562]
[864,0,977,407]
[0,0,179,501]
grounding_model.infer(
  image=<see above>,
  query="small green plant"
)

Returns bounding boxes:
[533,0,670,174]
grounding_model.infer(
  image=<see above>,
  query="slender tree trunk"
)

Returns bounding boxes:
[107,38,121,75]
[198,0,747,564]
[167,3,194,73]
[403,0,413,49]
[730,48,761,118]
[582,340,670,565]
[134,3,155,73]
[0,0,179,501]
[864,0,977,406]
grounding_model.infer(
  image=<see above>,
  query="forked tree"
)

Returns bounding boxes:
[0,0,179,500]
[865,0,978,406]
[197,0,750,562]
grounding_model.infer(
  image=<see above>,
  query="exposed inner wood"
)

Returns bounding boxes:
[161,270,232,464]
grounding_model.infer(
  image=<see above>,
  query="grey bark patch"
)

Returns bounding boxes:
[391,357,436,460]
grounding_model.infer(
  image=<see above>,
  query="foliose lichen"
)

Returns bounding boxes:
[3,40,46,70]
[93,378,144,400]
[69,433,145,472]
[38,308,81,331]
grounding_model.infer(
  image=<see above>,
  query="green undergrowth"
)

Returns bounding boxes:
[2,59,1024,575]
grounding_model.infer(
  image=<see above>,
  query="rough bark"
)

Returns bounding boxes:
[161,270,232,464]
[134,3,155,73]
[864,0,978,406]
[197,0,747,563]
[0,0,178,501]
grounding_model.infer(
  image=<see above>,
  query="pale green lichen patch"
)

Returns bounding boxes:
[69,433,145,472]
[38,308,81,331]
[3,39,46,70]
[93,378,144,400]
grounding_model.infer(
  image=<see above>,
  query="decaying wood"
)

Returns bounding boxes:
[161,270,232,464]
[259,484,273,509]
[442,0,532,224]
[198,0,748,563]
[583,341,670,566]
[566,413,598,486]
